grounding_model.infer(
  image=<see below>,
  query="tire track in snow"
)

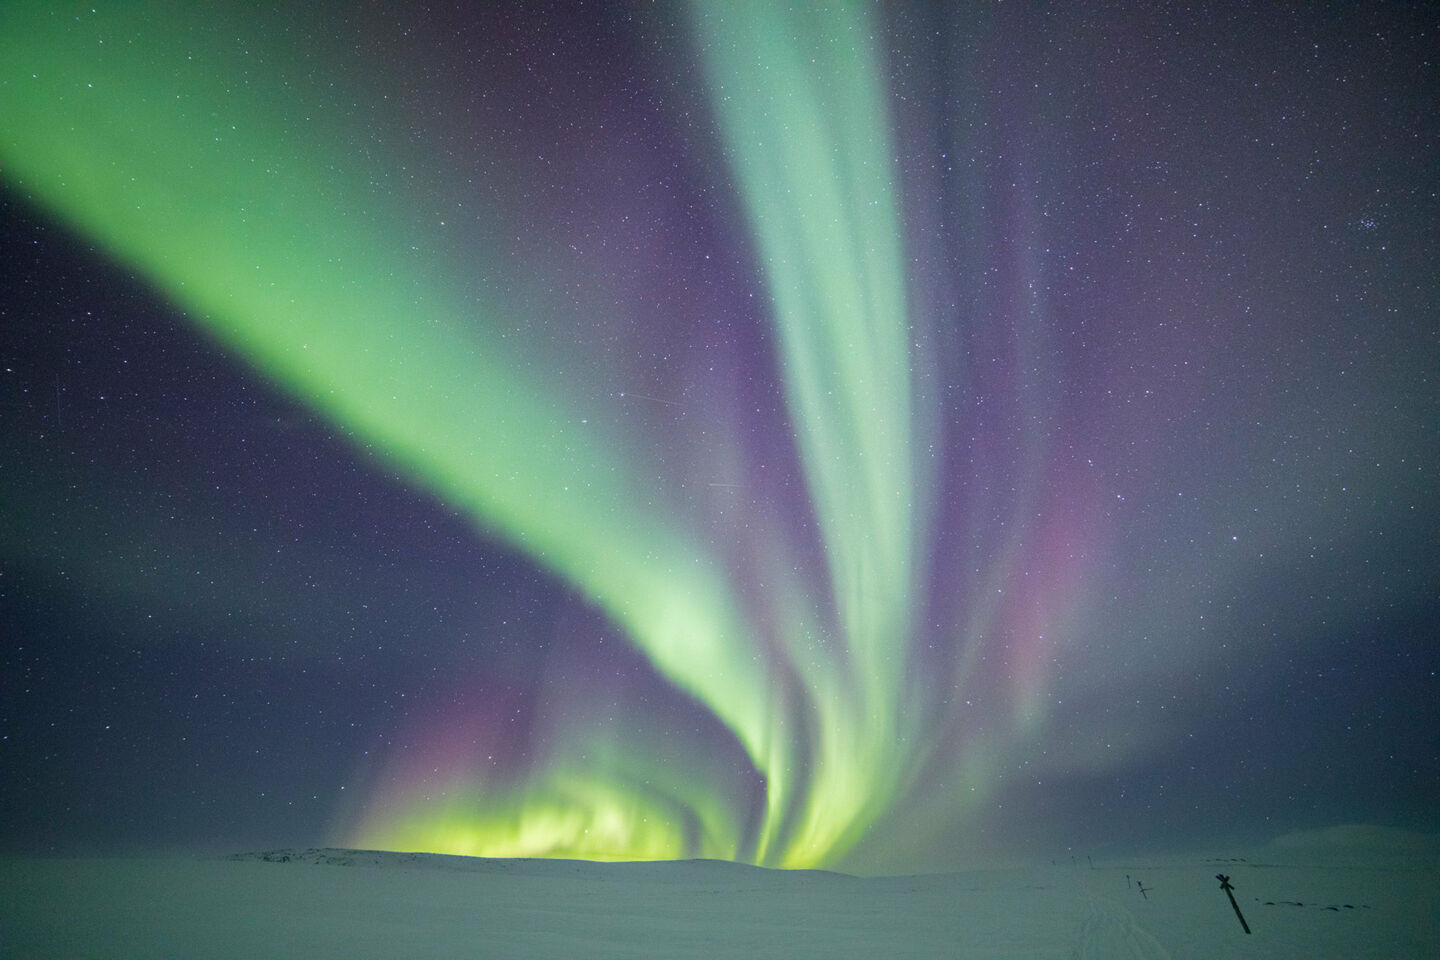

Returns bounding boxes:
[1072,895,1172,960]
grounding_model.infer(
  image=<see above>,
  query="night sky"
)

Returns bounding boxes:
[1,2,1435,874]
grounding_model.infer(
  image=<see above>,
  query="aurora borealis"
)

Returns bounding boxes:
[1,3,1436,874]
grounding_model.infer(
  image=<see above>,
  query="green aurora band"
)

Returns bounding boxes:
[691,1,925,863]
[0,2,992,868]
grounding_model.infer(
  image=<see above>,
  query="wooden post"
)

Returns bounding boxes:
[1216,874,1251,934]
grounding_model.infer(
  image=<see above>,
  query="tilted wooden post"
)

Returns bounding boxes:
[1216,874,1251,934]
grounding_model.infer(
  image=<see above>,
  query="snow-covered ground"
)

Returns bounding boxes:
[2,827,1434,958]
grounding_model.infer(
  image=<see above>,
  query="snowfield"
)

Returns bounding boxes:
[2,828,1434,958]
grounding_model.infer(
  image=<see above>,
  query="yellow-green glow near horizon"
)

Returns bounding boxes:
[0,1,945,868]
[354,729,750,864]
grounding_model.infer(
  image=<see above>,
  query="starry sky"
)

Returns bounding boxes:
[0,2,1435,874]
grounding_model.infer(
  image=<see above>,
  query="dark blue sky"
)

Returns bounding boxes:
[1,2,1435,870]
